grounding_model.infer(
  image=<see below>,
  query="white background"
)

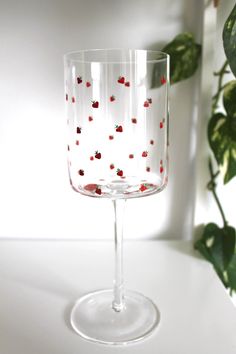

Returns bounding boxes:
[0,0,234,240]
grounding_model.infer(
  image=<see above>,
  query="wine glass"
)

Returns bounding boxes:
[64,49,169,345]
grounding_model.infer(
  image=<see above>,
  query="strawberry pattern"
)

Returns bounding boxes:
[66,71,168,197]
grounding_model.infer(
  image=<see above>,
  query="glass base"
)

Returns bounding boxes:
[70,289,161,345]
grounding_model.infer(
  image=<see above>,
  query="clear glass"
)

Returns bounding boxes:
[64,49,169,345]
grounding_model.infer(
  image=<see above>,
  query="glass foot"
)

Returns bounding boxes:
[70,289,161,345]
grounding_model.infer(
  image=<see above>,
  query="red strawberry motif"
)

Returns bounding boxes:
[76,140,79,145]
[144,101,149,108]
[95,188,102,195]
[66,94,68,101]
[150,139,154,145]
[110,163,115,170]
[147,98,152,104]
[84,184,97,192]
[92,101,99,108]
[109,135,114,140]
[78,169,84,176]
[160,166,164,174]
[77,76,82,84]
[88,116,93,122]
[117,169,123,177]
[129,154,134,159]
[146,167,150,172]
[161,76,166,85]
[115,125,123,132]
[140,184,148,192]
[86,81,91,87]
[95,151,101,159]
[142,151,148,157]
[72,96,75,103]
[160,122,163,129]
[76,127,82,134]
[110,95,115,102]
[131,118,137,124]
[125,81,130,87]
[90,156,94,161]
[118,76,125,84]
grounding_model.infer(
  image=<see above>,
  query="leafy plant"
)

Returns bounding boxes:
[152,32,201,87]
[195,3,236,294]
[223,3,236,77]
[153,3,236,294]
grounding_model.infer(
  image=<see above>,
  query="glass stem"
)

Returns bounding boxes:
[112,199,126,312]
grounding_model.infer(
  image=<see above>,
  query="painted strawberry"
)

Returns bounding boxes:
[142,151,148,157]
[88,116,93,122]
[161,76,166,85]
[72,96,75,103]
[76,127,82,134]
[92,100,99,108]
[86,81,91,87]
[125,81,130,87]
[95,187,102,195]
[84,184,97,192]
[150,139,154,145]
[131,118,137,124]
[109,135,114,140]
[65,93,68,101]
[144,100,149,108]
[110,163,115,170]
[140,184,148,192]
[110,95,115,102]
[147,98,152,104]
[76,140,79,145]
[160,121,163,129]
[160,166,164,174]
[77,76,82,84]
[118,76,125,84]
[95,151,101,159]
[146,167,150,172]
[90,156,94,161]
[78,169,84,176]
[129,154,134,159]
[117,169,123,177]
[115,125,123,132]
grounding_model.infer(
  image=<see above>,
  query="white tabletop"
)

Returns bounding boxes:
[0,240,235,354]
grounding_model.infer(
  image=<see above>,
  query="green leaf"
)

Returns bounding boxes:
[208,112,236,183]
[223,3,236,78]
[223,80,236,118]
[195,223,235,273]
[227,254,236,292]
[152,32,201,87]
[222,226,236,269]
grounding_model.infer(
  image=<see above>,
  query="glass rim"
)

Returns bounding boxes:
[64,48,169,64]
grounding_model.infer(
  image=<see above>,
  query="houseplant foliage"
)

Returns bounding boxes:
[152,32,201,87]
[154,3,236,294]
[195,3,236,294]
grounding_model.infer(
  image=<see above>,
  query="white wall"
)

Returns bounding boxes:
[0,0,203,239]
